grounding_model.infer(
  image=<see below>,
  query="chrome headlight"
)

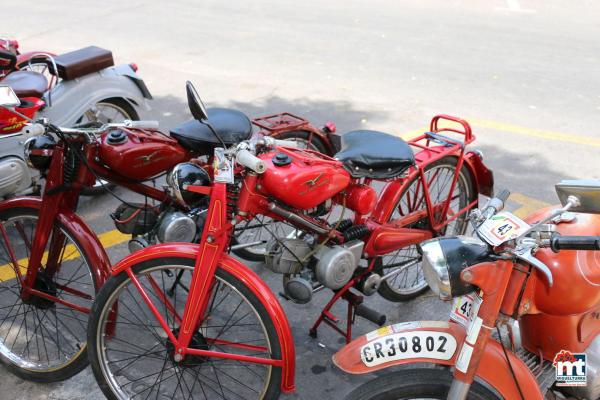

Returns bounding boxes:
[419,236,489,300]
[166,162,211,206]
[23,135,56,170]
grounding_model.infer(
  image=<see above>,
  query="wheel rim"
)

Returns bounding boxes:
[77,101,132,125]
[381,163,471,296]
[96,265,274,400]
[0,214,94,372]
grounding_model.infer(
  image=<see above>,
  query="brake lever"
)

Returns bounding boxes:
[513,241,554,287]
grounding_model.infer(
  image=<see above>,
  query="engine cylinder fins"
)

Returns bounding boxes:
[343,224,369,241]
[264,239,312,274]
[283,277,313,304]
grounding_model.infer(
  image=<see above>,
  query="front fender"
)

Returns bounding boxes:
[111,243,296,393]
[0,196,111,287]
[464,151,494,197]
[39,64,151,126]
[333,321,543,400]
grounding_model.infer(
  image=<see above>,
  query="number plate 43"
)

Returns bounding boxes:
[360,331,457,367]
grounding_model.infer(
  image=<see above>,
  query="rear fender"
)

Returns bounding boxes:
[333,321,543,400]
[111,244,296,393]
[464,151,494,197]
[38,64,151,126]
[0,196,111,287]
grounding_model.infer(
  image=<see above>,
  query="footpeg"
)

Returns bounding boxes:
[355,303,386,326]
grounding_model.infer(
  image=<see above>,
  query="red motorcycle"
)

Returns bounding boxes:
[0,83,330,382]
[83,82,492,399]
[334,182,600,400]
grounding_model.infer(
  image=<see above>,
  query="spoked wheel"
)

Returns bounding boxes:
[231,216,300,262]
[274,130,329,154]
[378,157,475,302]
[77,98,139,196]
[0,207,97,381]
[88,258,282,400]
[344,369,499,400]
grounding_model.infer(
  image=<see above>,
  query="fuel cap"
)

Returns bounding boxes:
[106,129,128,145]
[272,152,292,166]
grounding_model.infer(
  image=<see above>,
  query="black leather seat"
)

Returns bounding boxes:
[170,108,252,155]
[334,130,414,179]
[2,71,48,98]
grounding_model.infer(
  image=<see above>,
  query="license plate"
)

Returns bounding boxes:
[450,293,482,327]
[360,331,457,367]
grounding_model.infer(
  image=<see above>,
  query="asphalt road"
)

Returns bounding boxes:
[2,0,600,399]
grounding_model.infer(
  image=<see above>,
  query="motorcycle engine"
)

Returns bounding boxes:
[0,157,32,198]
[265,237,364,304]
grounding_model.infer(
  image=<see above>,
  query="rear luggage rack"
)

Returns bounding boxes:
[252,112,310,134]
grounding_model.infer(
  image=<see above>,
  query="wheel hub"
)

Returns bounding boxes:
[165,328,209,367]
[23,270,57,309]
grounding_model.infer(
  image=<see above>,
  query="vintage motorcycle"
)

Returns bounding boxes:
[0,38,51,77]
[0,44,151,197]
[82,82,492,399]
[334,182,600,400]
[0,83,335,382]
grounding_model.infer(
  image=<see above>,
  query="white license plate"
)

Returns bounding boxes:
[477,211,530,246]
[450,294,481,327]
[360,331,457,367]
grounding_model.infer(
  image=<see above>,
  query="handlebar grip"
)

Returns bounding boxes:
[496,189,510,204]
[236,149,267,174]
[550,234,600,252]
[355,303,386,326]
[124,120,159,130]
[22,123,45,137]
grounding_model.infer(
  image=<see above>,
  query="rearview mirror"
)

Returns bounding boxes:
[185,81,208,121]
[0,85,20,108]
[555,180,600,214]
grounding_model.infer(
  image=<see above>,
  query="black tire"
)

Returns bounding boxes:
[88,257,283,400]
[231,130,328,261]
[0,206,98,382]
[80,98,139,196]
[377,156,476,302]
[345,368,500,400]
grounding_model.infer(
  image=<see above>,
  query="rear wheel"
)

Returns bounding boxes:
[345,368,500,400]
[78,98,139,196]
[378,156,475,302]
[88,257,283,400]
[0,207,97,381]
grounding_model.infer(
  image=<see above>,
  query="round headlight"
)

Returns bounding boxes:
[23,135,56,170]
[166,162,211,207]
[419,236,489,300]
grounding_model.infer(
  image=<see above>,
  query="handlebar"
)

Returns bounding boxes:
[123,120,160,130]
[258,136,299,148]
[236,149,267,174]
[550,234,600,252]
[480,189,510,220]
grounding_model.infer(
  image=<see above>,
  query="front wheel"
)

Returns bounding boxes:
[88,257,283,400]
[0,206,98,382]
[345,368,500,400]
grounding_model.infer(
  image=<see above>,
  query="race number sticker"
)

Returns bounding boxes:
[360,331,457,367]
[478,211,530,246]
[213,148,234,183]
[450,294,482,327]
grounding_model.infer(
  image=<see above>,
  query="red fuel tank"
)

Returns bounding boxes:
[258,149,351,210]
[99,128,190,181]
[524,208,600,316]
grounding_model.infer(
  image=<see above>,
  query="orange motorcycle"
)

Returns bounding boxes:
[334,181,600,400]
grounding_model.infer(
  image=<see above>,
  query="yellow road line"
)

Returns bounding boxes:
[469,118,600,148]
[0,229,129,282]
[509,192,551,218]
